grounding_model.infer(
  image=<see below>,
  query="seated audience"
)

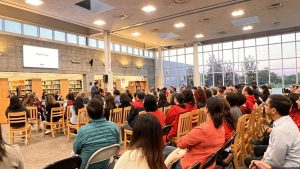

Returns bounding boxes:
[114,114,167,169]
[223,99,236,142]
[164,96,225,169]
[225,92,242,122]
[182,89,197,112]
[118,93,132,108]
[113,89,121,106]
[104,95,117,121]
[157,92,170,108]
[237,93,251,115]
[289,93,300,131]
[245,94,300,168]
[69,96,85,125]
[259,85,270,103]
[6,96,30,128]
[165,93,187,141]
[0,126,24,169]
[44,95,61,134]
[78,92,90,104]
[73,98,120,169]
[194,87,207,109]
[205,88,213,100]
[128,91,145,128]
[125,90,133,101]
[242,86,256,112]
[144,94,165,127]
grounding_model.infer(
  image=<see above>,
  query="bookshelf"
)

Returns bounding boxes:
[9,80,32,96]
[42,80,60,94]
[69,80,82,93]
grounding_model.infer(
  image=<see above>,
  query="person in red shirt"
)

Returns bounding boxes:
[165,93,187,141]
[164,96,225,169]
[242,86,256,112]
[182,89,197,112]
[144,94,165,127]
[289,93,300,131]
[128,91,145,128]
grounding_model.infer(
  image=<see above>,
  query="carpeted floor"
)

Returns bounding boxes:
[1,124,73,169]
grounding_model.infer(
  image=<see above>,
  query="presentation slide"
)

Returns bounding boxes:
[23,45,59,68]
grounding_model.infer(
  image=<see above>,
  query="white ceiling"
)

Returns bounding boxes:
[0,0,300,46]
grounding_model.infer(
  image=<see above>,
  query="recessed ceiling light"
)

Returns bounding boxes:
[231,10,244,17]
[195,34,204,38]
[142,5,156,12]
[131,32,140,37]
[25,0,43,6]
[243,25,253,31]
[174,22,185,28]
[93,20,106,26]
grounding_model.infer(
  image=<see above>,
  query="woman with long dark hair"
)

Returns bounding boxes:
[164,97,225,169]
[157,92,170,108]
[6,96,30,128]
[114,114,167,169]
[0,126,24,169]
[118,93,131,108]
[182,89,197,112]
[194,88,207,109]
[104,95,116,120]
[70,96,85,124]
[259,85,270,102]
[165,93,187,141]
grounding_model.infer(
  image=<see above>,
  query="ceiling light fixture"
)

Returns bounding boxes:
[195,34,204,38]
[142,5,156,12]
[25,0,43,6]
[131,32,141,37]
[93,20,106,26]
[174,22,185,28]
[243,25,253,31]
[231,10,244,17]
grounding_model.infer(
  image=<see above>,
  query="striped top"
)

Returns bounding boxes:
[73,118,120,169]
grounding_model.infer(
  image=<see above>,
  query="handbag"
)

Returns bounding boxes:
[164,148,187,169]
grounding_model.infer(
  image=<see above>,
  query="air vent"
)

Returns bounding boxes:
[273,21,281,25]
[114,14,128,20]
[75,0,114,13]
[231,16,260,27]
[199,17,212,23]
[268,2,283,9]
[159,33,178,39]
[173,0,190,4]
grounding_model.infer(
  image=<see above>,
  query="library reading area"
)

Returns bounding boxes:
[0,0,300,169]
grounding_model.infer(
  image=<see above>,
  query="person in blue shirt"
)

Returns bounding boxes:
[73,98,120,169]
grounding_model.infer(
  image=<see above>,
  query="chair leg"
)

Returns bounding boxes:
[124,132,127,149]
[67,126,70,141]
[25,130,28,146]
[51,125,55,138]
[8,130,11,144]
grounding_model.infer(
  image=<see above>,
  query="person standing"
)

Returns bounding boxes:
[91,82,100,98]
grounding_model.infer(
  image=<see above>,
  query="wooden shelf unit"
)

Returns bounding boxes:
[128,81,148,94]
[69,80,82,94]
[9,80,32,96]
[42,80,61,94]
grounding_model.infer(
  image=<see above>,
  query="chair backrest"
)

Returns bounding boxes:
[122,106,131,123]
[190,162,200,169]
[163,105,171,117]
[138,111,146,115]
[7,112,28,127]
[201,152,218,169]
[232,116,246,168]
[66,105,72,122]
[77,108,88,127]
[43,155,82,169]
[216,132,238,163]
[109,108,123,126]
[162,124,172,136]
[27,106,39,120]
[190,109,200,126]
[177,112,192,140]
[198,108,207,124]
[84,144,120,169]
[50,107,64,122]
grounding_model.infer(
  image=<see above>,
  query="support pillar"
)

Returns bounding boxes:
[155,47,164,89]
[193,43,200,87]
[104,31,113,92]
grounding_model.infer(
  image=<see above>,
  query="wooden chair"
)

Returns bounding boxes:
[43,155,81,169]
[163,105,171,117]
[43,107,65,138]
[122,106,131,124]
[198,108,207,124]
[232,116,246,169]
[67,108,88,141]
[27,106,40,132]
[7,112,31,145]
[172,112,192,143]
[109,108,123,127]
[241,114,253,155]
[65,105,72,125]
[191,109,200,126]
[124,129,133,149]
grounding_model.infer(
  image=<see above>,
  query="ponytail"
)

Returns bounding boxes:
[206,96,225,128]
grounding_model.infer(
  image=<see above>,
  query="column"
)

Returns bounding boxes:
[193,43,200,87]
[104,31,114,92]
[82,73,94,93]
[155,47,164,89]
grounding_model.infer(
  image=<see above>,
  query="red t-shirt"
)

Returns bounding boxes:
[223,122,235,142]
[185,103,198,112]
[165,105,187,140]
[149,109,165,128]
[131,101,144,109]
[290,107,300,131]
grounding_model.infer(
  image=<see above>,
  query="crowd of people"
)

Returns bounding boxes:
[1,81,300,169]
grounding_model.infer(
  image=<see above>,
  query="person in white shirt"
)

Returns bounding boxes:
[249,94,300,168]
[114,114,167,169]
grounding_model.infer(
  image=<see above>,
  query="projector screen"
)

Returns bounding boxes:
[23,45,59,68]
